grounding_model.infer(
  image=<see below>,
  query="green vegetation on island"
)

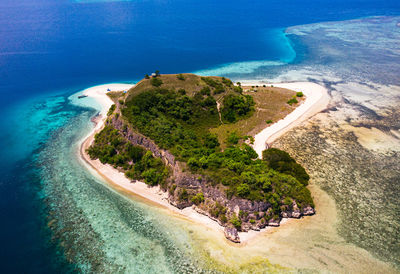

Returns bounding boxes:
[87,73,314,235]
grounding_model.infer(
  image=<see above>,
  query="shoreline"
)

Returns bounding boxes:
[77,81,330,244]
[239,81,330,156]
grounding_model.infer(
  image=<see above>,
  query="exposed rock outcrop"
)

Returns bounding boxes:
[224,227,240,243]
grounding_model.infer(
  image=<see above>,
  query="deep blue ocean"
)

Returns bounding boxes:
[0,0,399,272]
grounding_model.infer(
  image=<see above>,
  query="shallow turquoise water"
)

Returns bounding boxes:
[37,98,209,272]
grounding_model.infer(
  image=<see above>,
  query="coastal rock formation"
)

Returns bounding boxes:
[224,227,240,243]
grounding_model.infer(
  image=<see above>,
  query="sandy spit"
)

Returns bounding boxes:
[239,81,330,157]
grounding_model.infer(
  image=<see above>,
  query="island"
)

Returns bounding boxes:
[81,73,323,243]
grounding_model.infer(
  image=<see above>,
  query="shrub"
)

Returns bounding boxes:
[179,188,188,201]
[241,171,257,185]
[225,188,235,199]
[145,74,150,79]
[213,86,225,95]
[220,214,228,223]
[249,136,255,144]
[199,156,208,168]
[262,181,272,192]
[169,184,177,195]
[221,94,255,123]
[126,144,145,162]
[204,133,219,149]
[283,197,293,206]
[230,215,242,230]
[142,168,161,186]
[226,131,241,145]
[210,202,227,218]
[296,91,304,97]
[233,85,243,93]
[200,86,211,96]
[236,183,250,197]
[151,77,163,87]
[266,120,273,124]
[107,104,116,116]
[221,77,233,86]
[191,192,205,205]
[287,97,298,105]
[177,73,185,80]
[201,77,222,88]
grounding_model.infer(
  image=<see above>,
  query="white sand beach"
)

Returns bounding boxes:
[78,81,330,244]
[239,81,330,157]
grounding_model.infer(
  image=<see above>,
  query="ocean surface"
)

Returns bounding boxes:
[1,0,400,272]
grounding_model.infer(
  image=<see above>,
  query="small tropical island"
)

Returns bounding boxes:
[81,73,320,243]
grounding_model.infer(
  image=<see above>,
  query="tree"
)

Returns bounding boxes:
[188,157,200,170]
[207,153,223,169]
[236,183,250,197]
[145,74,150,79]
[204,133,219,149]
[226,131,240,145]
[243,144,258,159]
[126,144,144,162]
[142,168,161,186]
[155,70,160,76]
[262,148,310,185]
[221,94,254,123]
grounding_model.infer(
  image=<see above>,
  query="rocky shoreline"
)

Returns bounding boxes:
[109,111,315,243]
